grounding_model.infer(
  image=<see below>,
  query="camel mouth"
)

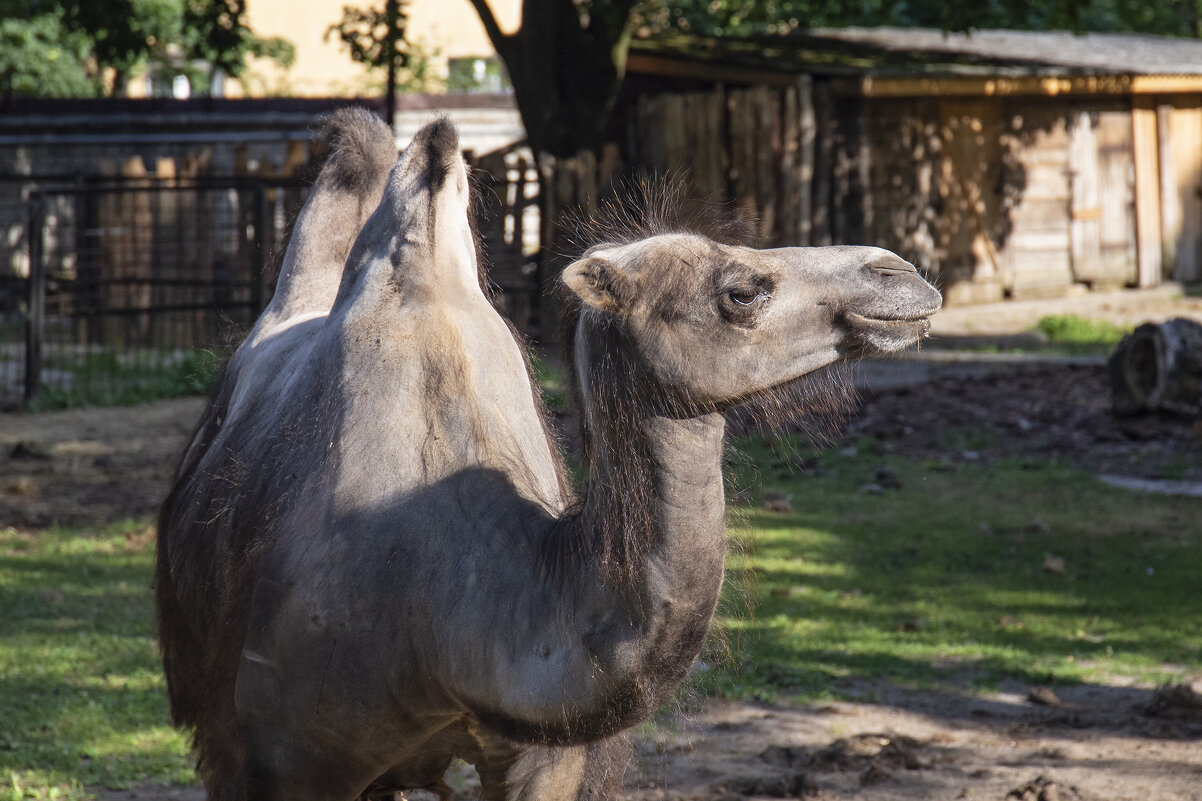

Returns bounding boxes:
[844,311,932,352]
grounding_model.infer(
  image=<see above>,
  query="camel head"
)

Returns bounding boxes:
[562,233,942,408]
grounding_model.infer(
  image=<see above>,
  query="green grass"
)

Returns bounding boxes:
[30,349,225,412]
[699,436,1202,701]
[3,441,1200,797]
[0,523,193,800]
[529,352,567,413]
[1035,314,1131,347]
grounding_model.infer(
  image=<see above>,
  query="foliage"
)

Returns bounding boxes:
[631,0,1202,38]
[696,436,1202,701]
[447,56,511,92]
[325,1,409,75]
[334,37,445,95]
[180,0,294,92]
[530,352,567,412]
[0,522,194,800]
[30,348,225,411]
[1036,314,1131,345]
[0,12,96,97]
[0,0,293,98]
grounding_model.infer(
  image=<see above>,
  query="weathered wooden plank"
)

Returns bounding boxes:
[1068,110,1102,282]
[811,81,834,246]
[797,76,815,247]
[1000,110,1074,298]
[663,93,686,172]
[729,89,758,236]
[1132,96,1164,287]
[755,85,779,242]
[780,84,799,245]
[701,87,721,196]
[1158,104,1181,274]
[1169,100,1202,282]
[938,99,1007,303]
[1095,110,1137,286]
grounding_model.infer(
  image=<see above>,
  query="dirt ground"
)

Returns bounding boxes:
[4,291,1202,800]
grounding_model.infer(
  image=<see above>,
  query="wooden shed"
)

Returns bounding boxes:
[611,28,1202,305]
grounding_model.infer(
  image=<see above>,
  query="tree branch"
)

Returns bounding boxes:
[467,0,510,55]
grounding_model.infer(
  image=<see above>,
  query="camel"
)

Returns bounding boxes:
[155,110,942,801]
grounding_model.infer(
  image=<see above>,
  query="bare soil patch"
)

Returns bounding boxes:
[627,682,1202,801]
[848,362,1202,483]
[0,397,204,527]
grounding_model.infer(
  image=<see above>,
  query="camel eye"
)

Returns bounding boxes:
[727,289,760,306]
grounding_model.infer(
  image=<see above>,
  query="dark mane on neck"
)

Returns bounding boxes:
[563,175,755,255]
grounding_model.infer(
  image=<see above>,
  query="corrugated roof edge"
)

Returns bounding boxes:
[631,27,1202,79]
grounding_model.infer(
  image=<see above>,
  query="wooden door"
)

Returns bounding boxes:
[1069,109,1137,288]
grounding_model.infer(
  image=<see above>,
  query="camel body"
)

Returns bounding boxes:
[156,112,941,801]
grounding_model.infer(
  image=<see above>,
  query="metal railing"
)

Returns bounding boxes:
[2,147,548,409]
[3,176,308,408]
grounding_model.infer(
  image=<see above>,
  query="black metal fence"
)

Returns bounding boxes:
[1,152,545,410]
[1,176,309,408]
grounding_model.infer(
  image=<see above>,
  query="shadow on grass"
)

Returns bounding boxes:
[707,437,1202,726]
[0,525,191,789]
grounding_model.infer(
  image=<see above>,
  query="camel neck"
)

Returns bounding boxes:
[638,412,727,555]
[580,397,728,593]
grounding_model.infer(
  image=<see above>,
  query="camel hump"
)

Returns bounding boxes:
[249,108,397,340]
[330,116,479,307]
[313,107,399,195]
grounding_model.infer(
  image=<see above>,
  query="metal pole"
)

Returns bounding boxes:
[24,196,45,407]
[385,0,397,131]
[250,182,267,314]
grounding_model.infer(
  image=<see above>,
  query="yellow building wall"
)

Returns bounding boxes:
[236,0,520,97]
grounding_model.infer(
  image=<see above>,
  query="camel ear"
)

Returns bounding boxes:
[562,256,631,313]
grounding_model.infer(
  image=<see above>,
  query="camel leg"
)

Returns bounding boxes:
[473,742,587,801]
[473,736,628,801]
[241,728,377,801]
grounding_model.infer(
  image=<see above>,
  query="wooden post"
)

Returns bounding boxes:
[1068,110,1102,282]
[812,80,833,246]
[1166,100,1202,283]
[780,85,798,245]
[1157,104,1180,277]
[250,182,268,314]
[755,86,777,242]
[797,75,815,247]
[1132,96,1163,288]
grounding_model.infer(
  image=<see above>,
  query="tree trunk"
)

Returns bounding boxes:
[467,0,635,340]
[1109,317,1202,416]
[482,0,633,158]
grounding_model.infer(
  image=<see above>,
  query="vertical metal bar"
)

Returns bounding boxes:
[250,182,267,314]
[385,0,398,130]
[24,196,45,407]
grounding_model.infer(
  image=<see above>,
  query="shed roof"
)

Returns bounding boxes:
[632,27,1202,79]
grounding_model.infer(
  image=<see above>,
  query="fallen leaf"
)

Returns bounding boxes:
[1042,553,1066,574]
[1027,686,1062,707]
